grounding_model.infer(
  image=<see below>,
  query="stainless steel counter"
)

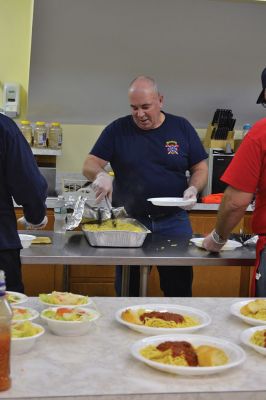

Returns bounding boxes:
[20,231,256,296]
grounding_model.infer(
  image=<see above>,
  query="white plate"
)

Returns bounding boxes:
[230,300,266,326]
[40,307,100,336]
[131,334,246,375]
[147,197,196,207]
[240,325,266,355]
[6,291,28,305]
[115,304,211,335]
[190,238,242,251]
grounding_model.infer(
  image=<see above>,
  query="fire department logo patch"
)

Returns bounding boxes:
[165,141,179,155]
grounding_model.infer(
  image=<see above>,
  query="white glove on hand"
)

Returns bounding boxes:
[202,231,225,253]
[91,172,113,203]
[180,186,198,210]
[17,216,48,230]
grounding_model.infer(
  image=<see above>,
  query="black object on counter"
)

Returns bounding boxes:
[210,108,236,141]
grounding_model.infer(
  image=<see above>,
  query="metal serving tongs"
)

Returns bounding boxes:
[105,196,117,227]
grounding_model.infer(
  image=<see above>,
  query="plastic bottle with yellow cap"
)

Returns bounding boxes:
[48,122,63,149]
[33,121,47,148]
[20,120,33,146]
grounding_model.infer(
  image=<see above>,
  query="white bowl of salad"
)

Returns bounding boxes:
[11,321,45,355]
[39,291,91,307]
[6,291,28,305]
[12,306,39,322]
[40,306,100,336]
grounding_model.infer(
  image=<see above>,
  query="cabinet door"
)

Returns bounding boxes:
[16,208,63,296]
[69,265,116,296]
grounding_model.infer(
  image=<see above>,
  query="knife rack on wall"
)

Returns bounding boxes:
[203,124,235,150]
[203,109,236,150]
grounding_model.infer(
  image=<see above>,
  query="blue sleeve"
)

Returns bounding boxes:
[89,122,115,162]
[1,115,48,224]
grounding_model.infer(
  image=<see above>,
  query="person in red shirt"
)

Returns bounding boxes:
[203,67,266,296]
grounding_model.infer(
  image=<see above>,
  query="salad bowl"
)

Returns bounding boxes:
[12,306,39,322]
[11,321,45,355]
[39,291,91,307]
[40,306,100,336]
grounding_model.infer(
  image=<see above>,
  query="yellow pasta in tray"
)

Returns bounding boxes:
[83,220,144,232]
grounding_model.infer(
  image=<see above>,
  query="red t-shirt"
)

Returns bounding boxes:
[221,118,266,234]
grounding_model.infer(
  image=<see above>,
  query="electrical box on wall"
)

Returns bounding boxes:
[3,83,20,118]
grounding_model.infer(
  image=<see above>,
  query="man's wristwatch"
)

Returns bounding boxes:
[211,229,227,245]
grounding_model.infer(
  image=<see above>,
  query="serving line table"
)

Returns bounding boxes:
[3,297,266,400]
[20,231,256,297]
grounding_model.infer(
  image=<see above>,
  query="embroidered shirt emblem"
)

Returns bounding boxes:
[165,141,179,155]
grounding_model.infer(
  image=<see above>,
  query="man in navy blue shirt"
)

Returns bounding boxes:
[83,76,208,296]
[0,113,48,292]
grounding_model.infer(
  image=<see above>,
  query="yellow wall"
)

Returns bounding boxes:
[57,124,105,172]
[0,0,33,119]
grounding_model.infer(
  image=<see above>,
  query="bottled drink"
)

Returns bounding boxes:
[54,195,67,233]
[20,120,33,146]
[48,122,63,149]
[33,121,47,148]
[0,270,12,392]
[241,123,252,139]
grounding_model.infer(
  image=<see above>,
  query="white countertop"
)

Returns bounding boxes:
[2,297,265,400]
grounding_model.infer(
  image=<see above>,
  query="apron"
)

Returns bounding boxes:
[251,235,266,296]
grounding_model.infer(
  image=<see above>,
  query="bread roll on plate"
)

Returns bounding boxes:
[196,345,228,367]
[121,309,142,325]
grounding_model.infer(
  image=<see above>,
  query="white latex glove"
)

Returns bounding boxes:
[202,231,225,253]
[91,172,113,203]
[17,216,48,230]
[180,186,198,210]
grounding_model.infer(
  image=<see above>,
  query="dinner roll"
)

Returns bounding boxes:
[196,345,228,367]
[121,309,142,325]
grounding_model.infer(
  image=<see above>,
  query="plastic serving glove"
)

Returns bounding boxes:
[91,172,113,203]
[180,186,198,210]
[202,232,225,253]
[17,216,48,230]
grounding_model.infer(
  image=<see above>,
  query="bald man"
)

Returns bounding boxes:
[83,76,208,297]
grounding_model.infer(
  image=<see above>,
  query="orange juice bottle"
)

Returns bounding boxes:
[0,270,12,391]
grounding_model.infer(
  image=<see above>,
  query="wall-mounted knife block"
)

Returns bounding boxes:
[203,124,235,150]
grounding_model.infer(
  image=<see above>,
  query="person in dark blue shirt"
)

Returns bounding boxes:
[83,76,208,296]
[0,113,48,292]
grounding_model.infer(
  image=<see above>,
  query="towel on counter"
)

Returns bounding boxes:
[201,193,224,204]
[32,237,52,244]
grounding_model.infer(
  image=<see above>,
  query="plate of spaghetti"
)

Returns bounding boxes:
[115,303,211,334]
[240,325,266,355]
[230,299,266,326]
[131,334,246,375]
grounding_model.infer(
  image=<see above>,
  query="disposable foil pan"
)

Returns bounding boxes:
[82,218,151,247]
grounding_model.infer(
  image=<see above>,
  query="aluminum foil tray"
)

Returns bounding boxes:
[82,218,151,247]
